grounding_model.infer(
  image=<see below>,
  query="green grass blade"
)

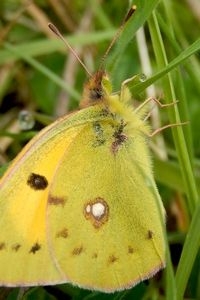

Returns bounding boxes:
[4,43,80,102]
[148,11,198,215]
[131,37,200,94]
[165,245,177,300]
[154,157,200,195]
[0,30,115,65]
[175,204,200,300]
[106,0,160,73]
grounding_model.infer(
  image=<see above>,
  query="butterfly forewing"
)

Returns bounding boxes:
[0,107,107,286]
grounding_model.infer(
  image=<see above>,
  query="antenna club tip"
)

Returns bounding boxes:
[124,5,137,22]
[48,23,60,36]
[48,22,53,29]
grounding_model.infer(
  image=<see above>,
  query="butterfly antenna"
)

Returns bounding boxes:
[99,5,137,70]
[48,23,92,77]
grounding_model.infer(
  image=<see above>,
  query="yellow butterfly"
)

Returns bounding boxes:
[0,7,165,293]
[0,69,165,292]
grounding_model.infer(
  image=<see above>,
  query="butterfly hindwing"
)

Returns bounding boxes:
[47,118,165,292]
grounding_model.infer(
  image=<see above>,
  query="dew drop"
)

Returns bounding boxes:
[18,110,35,130]
[139,73,147,82]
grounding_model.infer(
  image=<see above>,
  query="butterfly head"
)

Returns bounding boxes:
[80,70,112,107]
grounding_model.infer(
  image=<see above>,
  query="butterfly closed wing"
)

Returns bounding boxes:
[0,71,165,292]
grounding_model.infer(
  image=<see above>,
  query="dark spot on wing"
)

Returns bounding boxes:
[111,121,127,154]
[56,228,68,239]
[147,230,153,239]
[29,242,41,254]
[27,173,48,190]
[11,243,21,251]
[72,246,84,256]
[92,122,106,147]
[128,245,134,254]
[48,195,67,206]
[108,254,118,264]
[0,243,6,250]
[92,252,98,259]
